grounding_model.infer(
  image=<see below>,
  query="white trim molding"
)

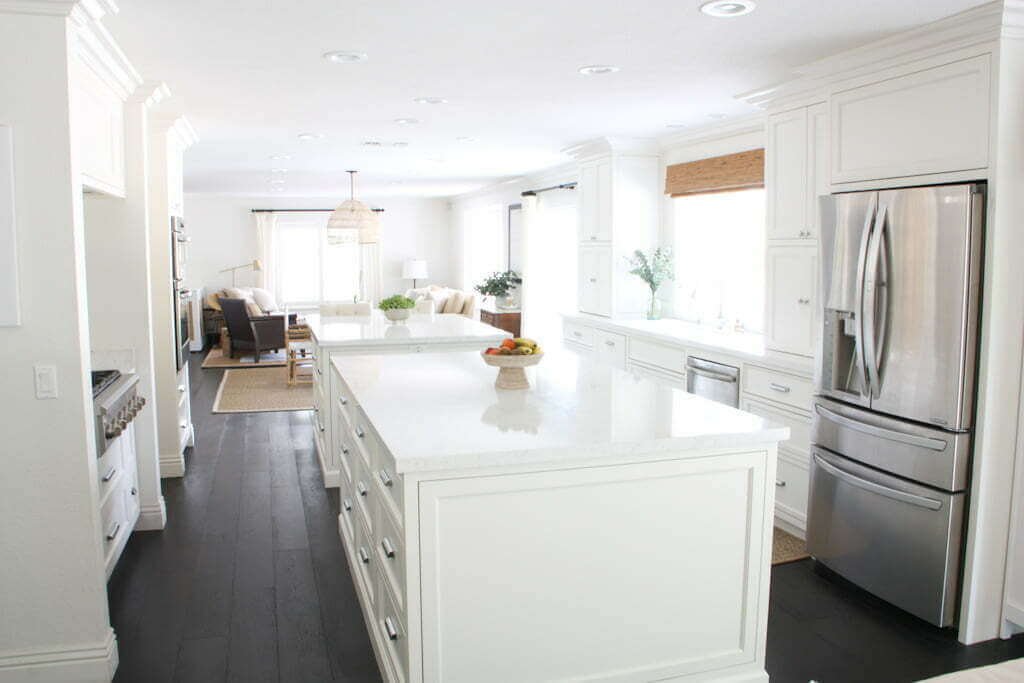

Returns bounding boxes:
[69,0,142,101]
[135,498,167,531]
[159,452,185,478]
[0,629,117,683]
[562,136,659,162]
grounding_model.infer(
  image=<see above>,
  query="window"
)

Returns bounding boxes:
[672,188,766,331]
[461,203,505,292]
[271,212,377,308]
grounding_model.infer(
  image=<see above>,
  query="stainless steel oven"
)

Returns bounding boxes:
[171,217,191,370]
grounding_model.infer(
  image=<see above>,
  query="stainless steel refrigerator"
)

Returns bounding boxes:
[808,183,984,628]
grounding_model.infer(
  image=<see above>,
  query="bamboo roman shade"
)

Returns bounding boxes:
[664,148,765,197]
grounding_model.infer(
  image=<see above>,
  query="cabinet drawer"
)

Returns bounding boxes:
[628,337,686,376]
[375,503,406,612]
[741,398,811,461]
[339,479,357,550]
[375,566,409,683]
[354,514,376,608]
[594,330,627,368]
[337,428,357,490]
[375,453,403,522]
[351,407,377,471]
[352,457,375,536]
[743,365,813,412]
[96,437,125,504]
[563,321,595,348]
[775,455,810,528]
[100,487,127,562]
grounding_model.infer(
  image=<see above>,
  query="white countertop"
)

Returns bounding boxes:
[306,311,510,347]
[564,312,814,375]
[332,347,789,474]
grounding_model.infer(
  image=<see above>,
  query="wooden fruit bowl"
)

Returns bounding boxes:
[480,350,544,390]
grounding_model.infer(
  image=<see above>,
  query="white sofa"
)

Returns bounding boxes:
[405,285,478,318]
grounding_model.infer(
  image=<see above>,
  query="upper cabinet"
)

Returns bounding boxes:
[831,55,991,184]
[578,160,612,242]
[71,58,126,197]
[766,102,828,241]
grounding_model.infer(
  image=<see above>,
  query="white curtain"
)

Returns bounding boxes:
[360,243,381,305]
[520,189,578,341]
[253,211,276,291]
[519,195,541,336]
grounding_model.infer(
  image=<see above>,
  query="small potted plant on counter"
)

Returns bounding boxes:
[474,270,522,310]
[626,248,674,320]
[378,294,416,322]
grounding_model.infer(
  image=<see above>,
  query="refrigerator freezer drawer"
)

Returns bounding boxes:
[807,448,964,627]
[812,396,971,491]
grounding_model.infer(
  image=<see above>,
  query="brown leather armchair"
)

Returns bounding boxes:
[220,298,286,363]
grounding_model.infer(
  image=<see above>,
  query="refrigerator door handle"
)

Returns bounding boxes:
[853,203,877,397]
[813,453,943,511]
[814,403,947,451]
[863,204,888,399]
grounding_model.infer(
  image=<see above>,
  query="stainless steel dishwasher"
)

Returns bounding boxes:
[686,357,740,407]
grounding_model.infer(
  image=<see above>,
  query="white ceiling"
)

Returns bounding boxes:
[105,0,986,199]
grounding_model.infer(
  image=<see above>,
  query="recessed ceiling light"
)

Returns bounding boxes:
[394,118,419,125]
[455,136,476,143]
[362,140,383,147]
[392,141,409,148]
[269,178,286,185]
[271,168,288,173]
[413,96,447,105]
[666,123,689,129]
[708,113,727,120]
[578,64,621,75]
[297,133,323,141]
[269,154,291,161]
[322,50,368,64]
[699,0,756,18]
[272,186,286,192]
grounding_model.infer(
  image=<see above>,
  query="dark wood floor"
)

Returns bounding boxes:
[108,356,1024,682]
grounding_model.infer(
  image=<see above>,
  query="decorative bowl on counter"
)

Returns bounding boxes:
[480,348,544,390]
[383,308,411,323]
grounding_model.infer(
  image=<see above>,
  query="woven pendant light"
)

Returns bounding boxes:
[327,170,380,245]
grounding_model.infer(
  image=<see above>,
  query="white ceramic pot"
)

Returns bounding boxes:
[383,308,411,322]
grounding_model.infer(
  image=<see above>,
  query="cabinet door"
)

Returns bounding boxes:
[831,55,990,183]
[766,108,809,240]
[578,163,599,242]
[578,246,612,316]
[766,245,817,357]
[595,160,613,241]
[806,103,829,240]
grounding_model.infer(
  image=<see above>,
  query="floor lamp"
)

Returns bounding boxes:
[220,258,262,286]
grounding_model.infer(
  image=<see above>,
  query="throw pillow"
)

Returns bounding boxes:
[251,287,278,313]
[224,286,253,302]
[245,301,263,317]
[428,289,450,314]
[443,291,466,314]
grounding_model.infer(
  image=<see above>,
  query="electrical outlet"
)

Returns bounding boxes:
[34,364,58,399]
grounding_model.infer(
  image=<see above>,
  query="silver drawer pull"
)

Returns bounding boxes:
[381,537,396,558]
[356,427,365,439]
[342,497,352,512]
[572,331,582,338]
[341,446,350,455]
[768,382,791,393]
[775,480,786,487]
[318,421,325,433]
[358,547,370,564]
[604,340,616,347]
[178,385,186,393]
[384,616,399,641]
[357,482,368,497]
[339,396,348,406]
[102,467,117,482]
[131,487,137,496]
[315,366,322,376]
[379,469,393,487]
[797,298,811,305]
[588,277,597,283]
[105,522,120,542]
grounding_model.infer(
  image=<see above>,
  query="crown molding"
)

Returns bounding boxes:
[562,136,659,161]
[738,1,1004,110]
[128,81,171,108]
[657,113,765,152]
[69,0,141,101]
[1004,0,1024,39]
[0,0,77,15]
[155,115,199,149]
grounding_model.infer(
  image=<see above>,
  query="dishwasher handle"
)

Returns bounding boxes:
[687,367,738,383]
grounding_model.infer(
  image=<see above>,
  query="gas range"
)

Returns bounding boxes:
[91,370,145,456]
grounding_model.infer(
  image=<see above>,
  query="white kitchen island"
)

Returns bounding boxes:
[307,312,510,487]
[329,347,788,683]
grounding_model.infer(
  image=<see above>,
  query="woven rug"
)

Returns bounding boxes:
[202,347,287,369]
[773,527,810,565]
[212,367,313,414]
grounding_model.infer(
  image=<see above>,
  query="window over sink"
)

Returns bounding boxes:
[671,188,766,332]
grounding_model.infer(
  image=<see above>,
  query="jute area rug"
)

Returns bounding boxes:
[212,366,313,414]
[773,527,811,565]
[202,347,287,369]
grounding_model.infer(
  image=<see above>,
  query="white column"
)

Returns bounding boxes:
[0,7,116,680]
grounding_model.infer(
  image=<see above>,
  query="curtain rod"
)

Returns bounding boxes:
[521,182,577,197]
[250,207,385,213]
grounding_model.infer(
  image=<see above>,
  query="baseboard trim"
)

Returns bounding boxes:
[774,513,806,540]
[315,436,340,488]
[0,629,117,683]
[1002,601,1024,635]
[135,497,167,530]
[159,453,185,478]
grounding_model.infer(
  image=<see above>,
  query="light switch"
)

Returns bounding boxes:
[34,364,58,399]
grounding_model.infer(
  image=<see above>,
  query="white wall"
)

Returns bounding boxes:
[183,193,454,300]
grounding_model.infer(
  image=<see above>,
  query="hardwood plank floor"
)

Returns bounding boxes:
[109,358,380,683]
[108,356,1024,682]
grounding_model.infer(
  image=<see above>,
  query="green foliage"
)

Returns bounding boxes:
[378,294,416,310]
[626,248,674,294]
[474,270,522,297]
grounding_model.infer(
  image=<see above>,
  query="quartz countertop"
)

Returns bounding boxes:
[306,311,510,347]
[331,347,789,473]
[563,312,814,375]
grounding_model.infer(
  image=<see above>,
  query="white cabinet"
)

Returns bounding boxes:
[831,55,990,184]
[71,57,126,197]
[807,102,830,238]
[578,160,612,242]
[577,245,612,316]
[593,329,627,368]
[766,107,808,240]
[765,245,817,357]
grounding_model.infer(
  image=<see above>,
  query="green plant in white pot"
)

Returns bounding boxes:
[626,248,674,320]
[378,294,416,322]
